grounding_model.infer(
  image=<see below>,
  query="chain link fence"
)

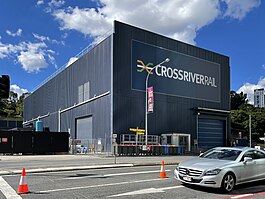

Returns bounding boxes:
[70,138,106,154]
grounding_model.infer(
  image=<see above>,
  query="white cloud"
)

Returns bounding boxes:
[222,0,261,20]
[10,85,28,98]
[48,53,57,69]
[262,64,265,70]
[48,0,65,8]
[6,28,22,37]
[53,1,220,44]
[33,33,47,41]
[66,57,78,67]
[237,77,265,104]
[52,0,260,45]
[17,42,49,73]
[0,40,56,73]
[36,0,44,6]
[0,42,24,59]
[33,33,64,45]
[53,7,112,37]
[0,42,13,59]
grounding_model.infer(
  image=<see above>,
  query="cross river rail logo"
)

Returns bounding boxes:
[136,59,217,88]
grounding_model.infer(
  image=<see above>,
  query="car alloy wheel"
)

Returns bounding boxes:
[222,173,235,192]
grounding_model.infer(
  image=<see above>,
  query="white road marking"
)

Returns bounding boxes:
[0,164,134,176]
[231,194,254,198]
[0,176,22,199]
[107,185,184,197]
[3,165,173,177]
[57,169,171,180]
[39,178,169,193]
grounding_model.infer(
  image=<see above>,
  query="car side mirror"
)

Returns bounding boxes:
[243,157,252,164]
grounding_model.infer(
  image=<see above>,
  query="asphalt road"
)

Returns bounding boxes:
[0,155,186,172]
[1,165,265,199]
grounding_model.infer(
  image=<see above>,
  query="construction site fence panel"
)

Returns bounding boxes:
[70,138,106,154]
[0,131,69,154]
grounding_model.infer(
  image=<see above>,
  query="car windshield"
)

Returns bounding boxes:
[200,148,242,161]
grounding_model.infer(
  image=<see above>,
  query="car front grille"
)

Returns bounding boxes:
[179,167,203,177]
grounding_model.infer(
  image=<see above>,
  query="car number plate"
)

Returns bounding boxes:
[183,176,192,182]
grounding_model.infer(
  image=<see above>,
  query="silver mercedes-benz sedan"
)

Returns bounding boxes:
[174,147,265,192]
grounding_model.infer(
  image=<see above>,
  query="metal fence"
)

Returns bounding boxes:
[70,138,107,154]
[120,134,160,145]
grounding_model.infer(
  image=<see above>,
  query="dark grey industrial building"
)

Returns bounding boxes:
[24,21,230,152]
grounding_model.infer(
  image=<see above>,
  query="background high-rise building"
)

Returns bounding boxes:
[254,88,265,108]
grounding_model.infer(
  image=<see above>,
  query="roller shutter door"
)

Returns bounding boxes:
[198,118,224,150]
[76,116,92,140]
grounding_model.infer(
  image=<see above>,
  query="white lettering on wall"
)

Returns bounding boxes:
[154,64,217,87]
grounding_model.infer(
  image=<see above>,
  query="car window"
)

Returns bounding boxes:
[254,150,265,159]
[241,150,265,161]
[242,151,255,161]
[200,149,241,161]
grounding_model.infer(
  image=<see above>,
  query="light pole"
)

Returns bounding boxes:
[249,114,251,147]
[145,58,170,146]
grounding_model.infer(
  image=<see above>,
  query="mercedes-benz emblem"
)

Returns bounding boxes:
[186,169,190,175]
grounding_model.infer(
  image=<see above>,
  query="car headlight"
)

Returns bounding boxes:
[204,169,221,176]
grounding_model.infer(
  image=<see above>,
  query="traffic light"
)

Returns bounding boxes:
[0,75,10,99]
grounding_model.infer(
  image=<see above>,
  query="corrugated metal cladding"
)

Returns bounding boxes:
[113,21,230,149]
[24,36,113,151]
[24,21,230,152]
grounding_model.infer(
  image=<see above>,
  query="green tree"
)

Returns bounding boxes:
[231,104,265,143]
[0,99,8,117]
[251,108,265,142]
[230,90,248,110]
[16,93,27,117]
[0,91,27,119]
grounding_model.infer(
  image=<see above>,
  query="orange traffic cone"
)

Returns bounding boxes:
[17,168,29,194]
[159,160,167,178]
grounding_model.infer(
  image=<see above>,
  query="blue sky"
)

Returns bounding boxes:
[0,0,264,104]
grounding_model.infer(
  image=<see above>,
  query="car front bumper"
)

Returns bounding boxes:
[174,169,223,188]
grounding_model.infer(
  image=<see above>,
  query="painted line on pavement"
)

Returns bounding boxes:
[39,178,170,193]
[215,191,265,199]
[2,165,175,177]
[231,192,265,199]
[231,194,254,199]
[0,176,22,199]
[0,164,134,175]
[56,169,171,180]
[108,185,184,197]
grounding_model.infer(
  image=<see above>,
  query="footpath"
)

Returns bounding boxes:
[0,154,194,175]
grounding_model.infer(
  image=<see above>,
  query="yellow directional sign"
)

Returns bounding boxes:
[129,128,145,134]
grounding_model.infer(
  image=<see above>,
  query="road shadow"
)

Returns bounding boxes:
[181,179,265,195]
[66,173,107,178]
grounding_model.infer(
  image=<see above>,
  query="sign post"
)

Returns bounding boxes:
[130,127,145,146]
[112,134,117,164]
